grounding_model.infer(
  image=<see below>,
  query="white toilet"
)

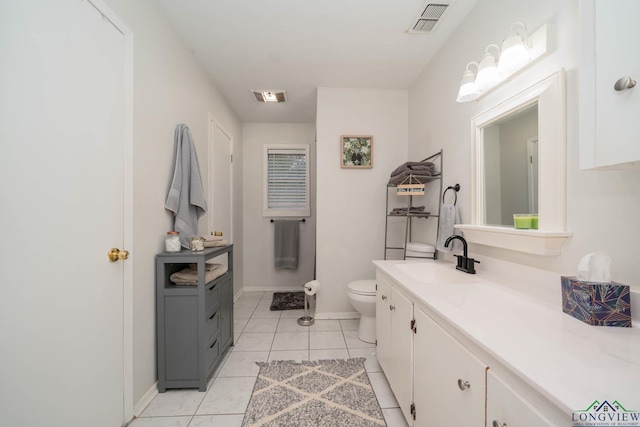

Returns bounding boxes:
[347,279,377,344]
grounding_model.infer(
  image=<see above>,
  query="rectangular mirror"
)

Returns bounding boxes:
[456,69,571,255]
[483,103,538,226]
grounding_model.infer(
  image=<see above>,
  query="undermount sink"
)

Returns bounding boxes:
[394,262,476,284]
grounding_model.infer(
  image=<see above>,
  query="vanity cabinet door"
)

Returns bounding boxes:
[580,0,640,169]
[487,371,556,427]
[414,307,487,427]
[375,273,414,425]
[376,273,392,375]
[388,286,414,425]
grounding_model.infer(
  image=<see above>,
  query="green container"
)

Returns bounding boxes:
[513,214,532,229]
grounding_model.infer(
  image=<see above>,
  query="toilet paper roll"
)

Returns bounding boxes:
[304,280,320,296]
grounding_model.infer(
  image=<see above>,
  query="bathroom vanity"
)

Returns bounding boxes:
[374,260,640,426]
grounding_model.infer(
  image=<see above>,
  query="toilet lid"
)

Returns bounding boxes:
[348,279,376,295]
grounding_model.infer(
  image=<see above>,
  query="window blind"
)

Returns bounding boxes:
[267,149,308,209]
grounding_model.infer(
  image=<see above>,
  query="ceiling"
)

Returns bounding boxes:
[155,0,478,123]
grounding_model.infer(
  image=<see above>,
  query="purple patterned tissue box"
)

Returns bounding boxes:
[561,276,631,327]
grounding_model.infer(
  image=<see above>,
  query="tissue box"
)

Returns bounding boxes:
[561,276,631,327]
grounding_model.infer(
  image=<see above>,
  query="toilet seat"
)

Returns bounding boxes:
[348,279,376,296]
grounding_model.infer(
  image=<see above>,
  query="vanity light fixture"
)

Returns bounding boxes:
[497,21,531,75]
[456,62,480,103]
[455,22,548,103]
[475,44,502,91]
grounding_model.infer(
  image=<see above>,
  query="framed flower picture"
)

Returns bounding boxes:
[340,135,373,169]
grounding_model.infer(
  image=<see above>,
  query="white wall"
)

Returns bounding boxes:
[103,0,243,409]
[316,88,408,315]
[408,0,640,289]
[242,123,316,289]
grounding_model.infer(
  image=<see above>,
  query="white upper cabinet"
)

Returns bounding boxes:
[580,0,640,169]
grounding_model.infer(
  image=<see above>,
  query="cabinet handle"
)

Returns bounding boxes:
[614,76,636,92]
[389,305,396,311]
[381,295,387,300]
[492,421,507,427]
[457,379,470,390]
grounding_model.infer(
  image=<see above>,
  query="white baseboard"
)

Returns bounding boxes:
[242,286,305,293]
[233,288,245,302]
[315,312,360,320]
[134,382,158,417]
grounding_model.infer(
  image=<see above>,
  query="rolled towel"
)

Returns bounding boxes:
[204,239,229,247]
[204,235,223,242]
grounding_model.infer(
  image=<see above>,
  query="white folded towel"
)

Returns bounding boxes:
[170,263,228,285]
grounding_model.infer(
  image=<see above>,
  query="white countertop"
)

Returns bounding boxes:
[373,259,640,415]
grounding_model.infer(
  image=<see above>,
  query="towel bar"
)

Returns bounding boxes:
[270,218,306,223]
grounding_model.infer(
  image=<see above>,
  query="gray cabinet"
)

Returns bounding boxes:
[156,245,234,392]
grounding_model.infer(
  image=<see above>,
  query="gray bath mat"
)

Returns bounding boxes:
[242,358,386,427]
[270,291,305,311]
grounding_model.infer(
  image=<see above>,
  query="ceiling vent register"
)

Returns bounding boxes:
[409,3,449,34]
[252,90,287,103]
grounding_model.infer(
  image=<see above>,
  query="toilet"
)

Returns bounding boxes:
[347,279,377,344]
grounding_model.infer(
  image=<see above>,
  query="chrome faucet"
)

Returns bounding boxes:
[444,235,480,274]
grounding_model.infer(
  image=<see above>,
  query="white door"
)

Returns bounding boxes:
[210,118,233,250]
[0,1,128,425]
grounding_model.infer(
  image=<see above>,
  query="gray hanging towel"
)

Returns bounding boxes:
[164,124,207,248]
[274,220,299,269]
[436,204,463,253]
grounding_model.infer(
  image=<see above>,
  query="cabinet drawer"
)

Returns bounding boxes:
[205,310,220,341]
[205,280,219,310]
[206,338,220,373]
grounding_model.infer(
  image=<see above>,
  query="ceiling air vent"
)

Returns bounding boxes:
[408,2,449,34]
[252,90,286,103]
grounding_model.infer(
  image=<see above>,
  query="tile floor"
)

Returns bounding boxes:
[131,291,409,427]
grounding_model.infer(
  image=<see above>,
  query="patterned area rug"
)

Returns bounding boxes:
[242,358,386,427]
[270,291,305,311]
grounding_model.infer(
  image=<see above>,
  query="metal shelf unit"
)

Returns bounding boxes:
[384,150,443,260]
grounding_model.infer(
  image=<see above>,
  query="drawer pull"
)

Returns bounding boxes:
[389,305,395,311]
[208,283,216,291]
[381,295,387,300]
[614,76,636,92]
[492,421,507,427]
[457,379,470,390]
[209,340,217,349]
[209,312,216,320]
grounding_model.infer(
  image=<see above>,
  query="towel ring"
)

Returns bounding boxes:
[442,184,460,205]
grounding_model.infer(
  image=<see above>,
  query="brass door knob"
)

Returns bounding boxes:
[108,248,129,262]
